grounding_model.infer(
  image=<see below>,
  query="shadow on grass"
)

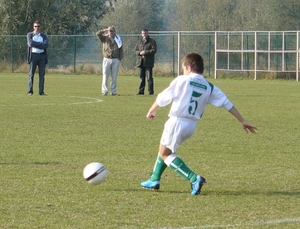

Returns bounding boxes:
[204,190,300,196]
[122,188,300,196]
[122,188,189,195]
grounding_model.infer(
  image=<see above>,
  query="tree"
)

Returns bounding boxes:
[0,0,116,35]
[272,0,300,30]
[99,0,166,33]
[165,0,300,32]
[0,0,115,66]
[99,0,166,70]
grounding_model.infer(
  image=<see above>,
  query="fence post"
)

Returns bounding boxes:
[10,36,14,73]
[254,32,257,80]
[297,31,299,81]
[73,36,76,74]
[177,32,181,76]
[208,35,211,76]
[214,31,217,79]
[172,34,175,76]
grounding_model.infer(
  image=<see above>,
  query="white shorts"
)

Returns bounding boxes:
[160,117,197,153]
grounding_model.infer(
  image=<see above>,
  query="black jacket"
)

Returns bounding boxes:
[134,36,157,67]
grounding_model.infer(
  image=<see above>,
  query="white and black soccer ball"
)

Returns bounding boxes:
[83,162,107,185]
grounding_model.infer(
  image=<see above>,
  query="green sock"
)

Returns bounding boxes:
[150,155,167,181]
[167,156,197,183]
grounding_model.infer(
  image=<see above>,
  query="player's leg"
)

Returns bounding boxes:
[140,118,174,190]
[161,118,206,195]
[159,145,196,182]
[150,154,167,181]
[140,154,166,190]
[162,148,206,195]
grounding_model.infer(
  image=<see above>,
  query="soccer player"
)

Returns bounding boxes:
[141,52,257,195]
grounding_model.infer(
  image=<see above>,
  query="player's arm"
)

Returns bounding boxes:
[146,101,160,120]
[229,107,257,133]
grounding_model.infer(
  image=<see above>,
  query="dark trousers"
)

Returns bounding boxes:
[28,53,46,95]
[138,66,154,94]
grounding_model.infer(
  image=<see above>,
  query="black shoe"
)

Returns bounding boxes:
[39,93,47,96]
[149,93,154,95]
[27,92,33,96]
[136,93,144,95]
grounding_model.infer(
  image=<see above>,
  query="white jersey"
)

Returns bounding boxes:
[156,73,233,121]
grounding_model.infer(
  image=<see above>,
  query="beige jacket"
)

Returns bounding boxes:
[96,30,123,60]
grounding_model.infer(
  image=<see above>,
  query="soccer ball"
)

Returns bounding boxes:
[83,162,107,185]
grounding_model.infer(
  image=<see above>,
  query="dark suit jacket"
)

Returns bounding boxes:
[27,32,49,64]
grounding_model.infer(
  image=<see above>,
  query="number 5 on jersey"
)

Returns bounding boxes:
[188,91,202,115]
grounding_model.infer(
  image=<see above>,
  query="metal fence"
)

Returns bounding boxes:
[1,31,299,80]
[215,31,300,80]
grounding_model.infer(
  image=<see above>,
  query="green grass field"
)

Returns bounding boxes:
[0,73,299,229]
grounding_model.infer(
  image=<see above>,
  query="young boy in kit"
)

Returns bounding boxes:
[141,52,257,195]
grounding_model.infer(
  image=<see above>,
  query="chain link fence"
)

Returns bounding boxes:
[0,31,299,80]
[0,33,214,77]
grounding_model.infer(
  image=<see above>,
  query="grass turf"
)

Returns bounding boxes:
[0,73,299,229]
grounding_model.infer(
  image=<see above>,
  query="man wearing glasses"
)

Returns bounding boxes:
[27,20,49,96]
[96,26,123,96]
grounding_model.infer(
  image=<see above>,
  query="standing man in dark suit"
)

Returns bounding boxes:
[134,29,157,95]
[27,20,49,96]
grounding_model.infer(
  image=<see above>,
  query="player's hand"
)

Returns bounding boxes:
[242,121,257,133]
[146,111,156,120]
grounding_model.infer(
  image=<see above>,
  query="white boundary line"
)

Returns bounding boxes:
[0,96,103,106]
[121,217,300,229]
[69,96,103,105]
[154,217,300,229]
